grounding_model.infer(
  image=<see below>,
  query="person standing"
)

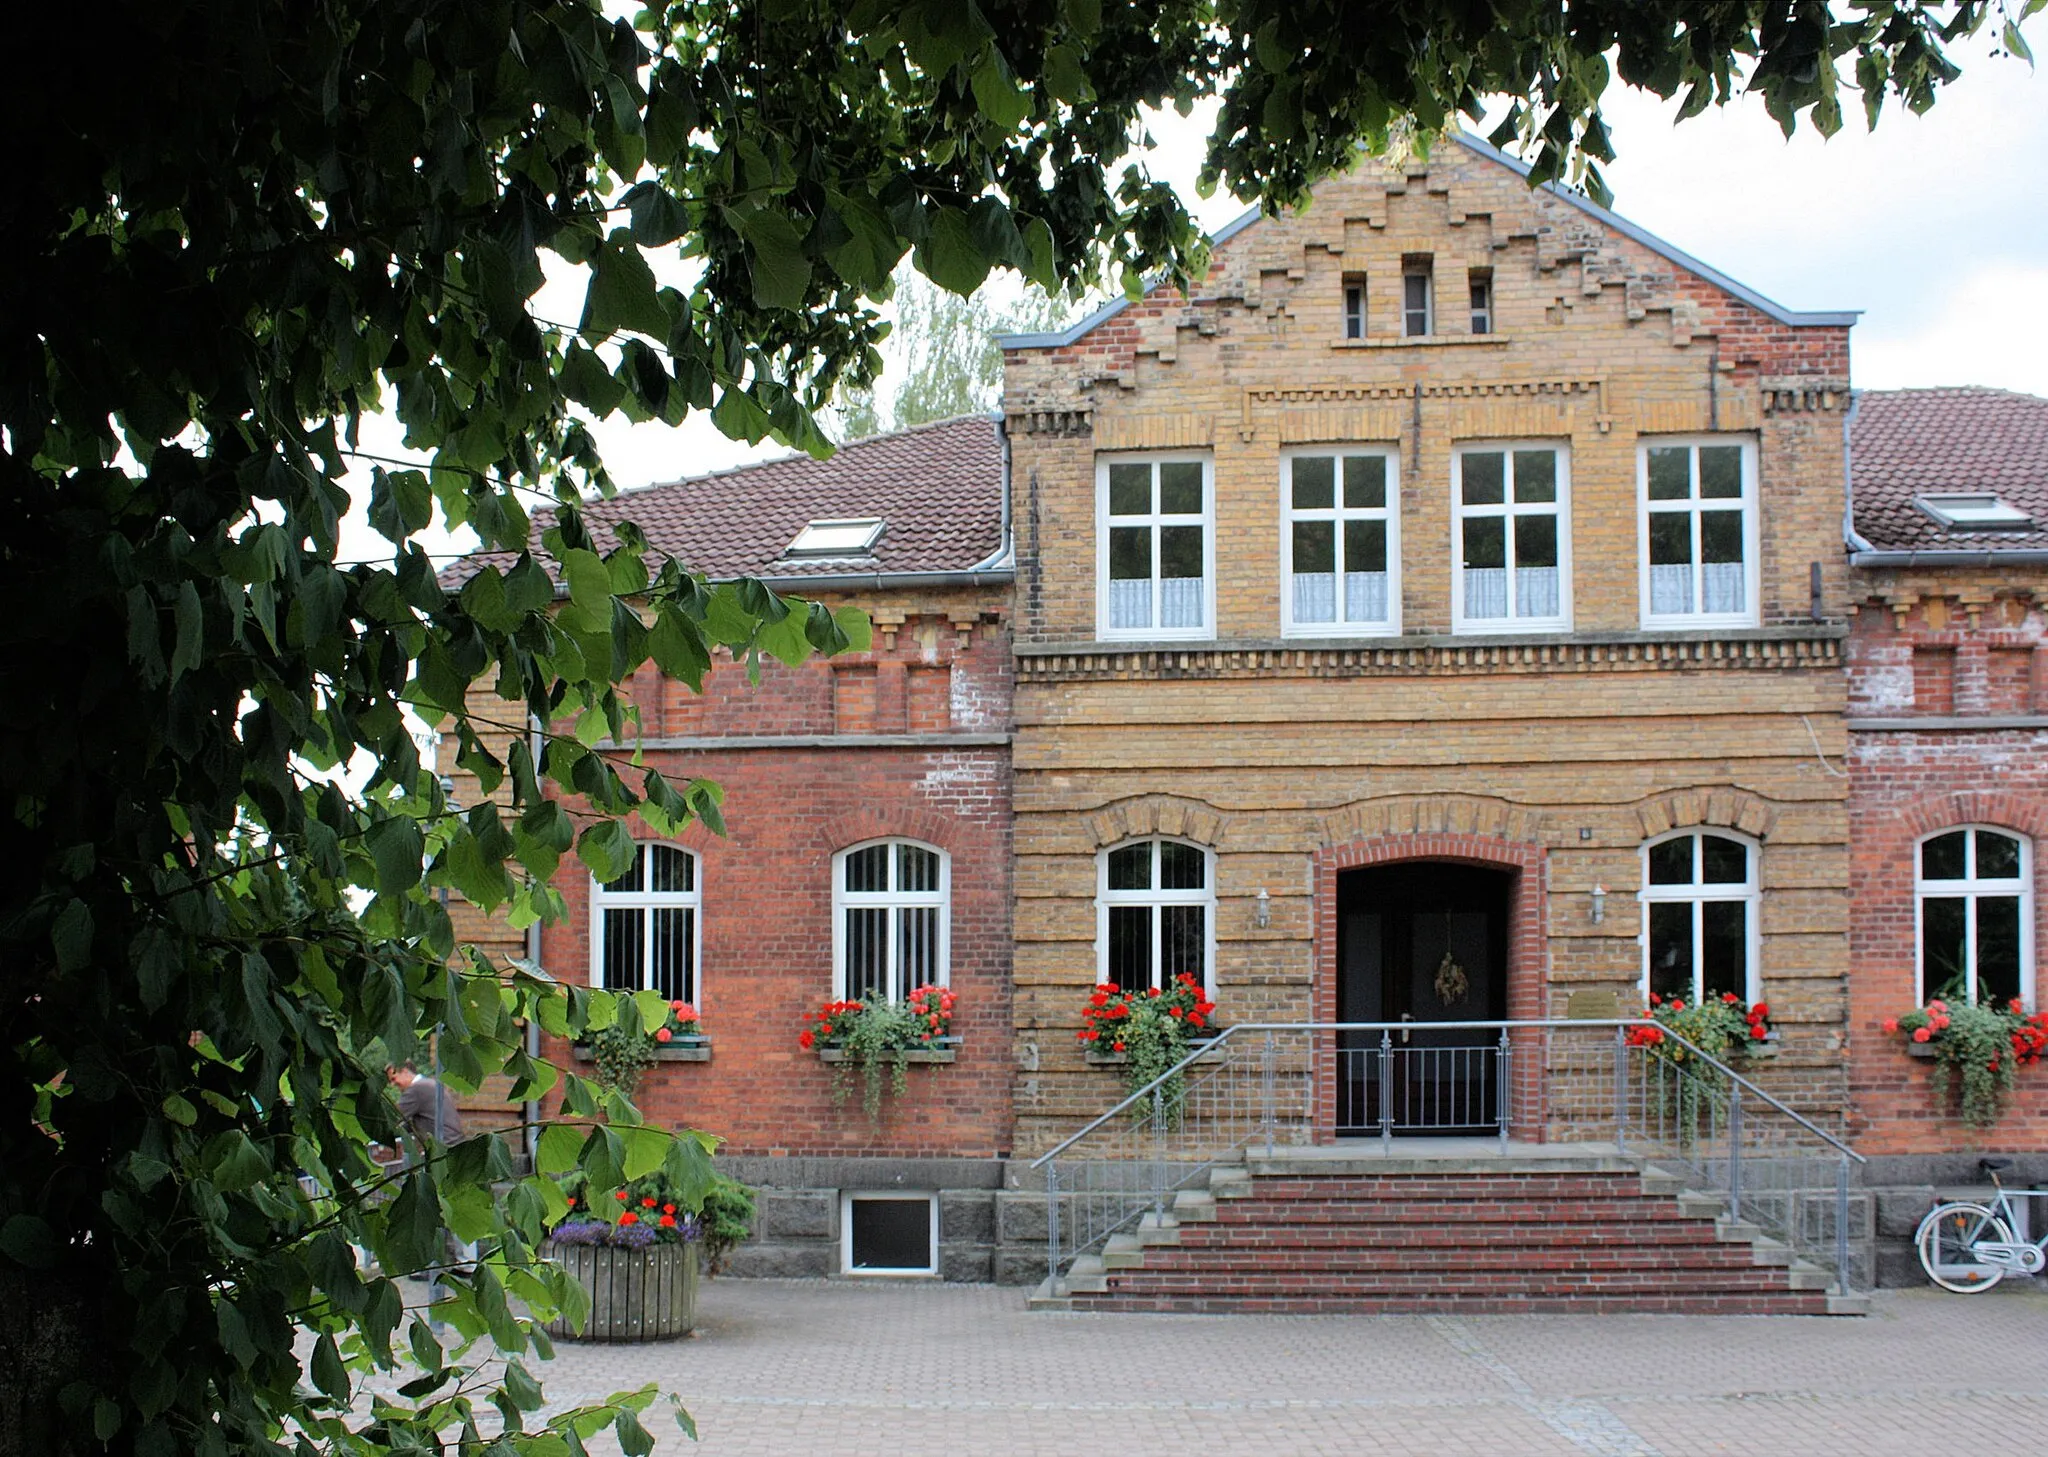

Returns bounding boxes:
[387,1061,466,1154]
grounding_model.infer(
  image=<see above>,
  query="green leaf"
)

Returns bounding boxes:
[364,816,425,895]
[622,182,689,246]
[535,1122,581,1176]
[919,207,992,295]
[207,1130,270,1192]
[732,207,812,311]
[51,898,93,974]
[310,1334,348,1404]
[560,548,613,631]
[576,820,634,883]
[832,605,873,652]
[161,1094,198,1127]
[581,232,672,342]
[970,50,1032,128]
[560,345,628,417]
[504,1360,545,1412]
[616,1408,655,1457]
[0,1214,58,1269]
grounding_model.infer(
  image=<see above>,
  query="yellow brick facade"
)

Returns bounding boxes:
[1003,137,1856,1155]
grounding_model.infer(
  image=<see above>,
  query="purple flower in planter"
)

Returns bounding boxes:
[547,1215,703,1248]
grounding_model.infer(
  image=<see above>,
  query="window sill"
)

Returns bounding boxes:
[1906,1042,1939,1061]
[1331,334,1511,349]
[573,1040,712,1065]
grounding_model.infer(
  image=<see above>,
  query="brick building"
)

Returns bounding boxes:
[441,135,2048,1294]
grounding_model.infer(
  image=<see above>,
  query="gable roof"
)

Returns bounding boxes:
[441,413,1008,591]
[996,131,1857,351]
[1849,387,2048,555]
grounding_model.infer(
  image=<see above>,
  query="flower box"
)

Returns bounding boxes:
[818,1037,959,1066]
[1907,1041,1939,1060]
[1087,1035,1222,1067]
[541,1239,698,1342]
[573,1037,712,1065]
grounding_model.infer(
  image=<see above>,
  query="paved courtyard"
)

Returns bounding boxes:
[513,1278,2048,1456]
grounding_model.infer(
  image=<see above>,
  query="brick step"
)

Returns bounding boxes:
[1100,1268,1811,1298]
[1175,1220,1733,1251]
[1235,1176,1658,1200]
[1072,1292,1833,1316]
[1202,1198,1711,1225]
[1138,1246,1774,1275]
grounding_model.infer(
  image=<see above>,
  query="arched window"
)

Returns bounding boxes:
[591,843,700,1003]
[1098,838,1214,995]
[834,840,949,1002]
[1641,830,1758,1004]
[1918,828,2033,1007]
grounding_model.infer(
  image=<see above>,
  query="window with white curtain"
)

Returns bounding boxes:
[1640,438,1759,627]
[1283,448,1398,635]
[591,843,700,1003]
[1918,828,2033,1008]
[1098,839,1213,995]
[1453,444,1570,631]
[835,840,949,1002]
[1099,454,1212,639]
[1641,831,1759,1005]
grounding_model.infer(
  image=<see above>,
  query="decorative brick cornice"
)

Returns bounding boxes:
[1003,406,1093,437]
[1082,794,1228,850]
[1015,630,1844,684]
[1319,796,1546,850]
[1632,787,1778,841]
[1758,377,1849,414]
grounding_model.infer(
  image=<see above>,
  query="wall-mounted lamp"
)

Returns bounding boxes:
[1254,887,1271,929]
[1590,884,1607,925]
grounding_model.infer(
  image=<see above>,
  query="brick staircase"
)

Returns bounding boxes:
[1034,1145,1867,1316]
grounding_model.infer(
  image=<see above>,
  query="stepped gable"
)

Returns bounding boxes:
[1850,386,2048,552]
[440,412,1005,589]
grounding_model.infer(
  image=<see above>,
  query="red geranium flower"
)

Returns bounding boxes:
[1882,1018,1899,1033]
[614,1189,629,1203]
[659,1213,677,1228]
[799,1029,816,1050]
[663,1203,676,1214]
[641,1196,657,1208]
[1912,1027,1933,1043]
[620,1210,638,1225]
[656,1027,673,1043]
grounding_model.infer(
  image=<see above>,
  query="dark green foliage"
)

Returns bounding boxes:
[0,1,2009,1453]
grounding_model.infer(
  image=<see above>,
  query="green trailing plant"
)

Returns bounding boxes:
[1078,975,1218,1123]
[698,1175,758,1276]
[1886,993,2048,1128]
[587,999,702,1096]
[1626,992,1776,1140]
[799,989,956,1121]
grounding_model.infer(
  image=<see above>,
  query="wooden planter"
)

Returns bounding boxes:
[542,1240,699,1342]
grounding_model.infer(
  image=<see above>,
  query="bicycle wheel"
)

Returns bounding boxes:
[1915,1201,2012,1292]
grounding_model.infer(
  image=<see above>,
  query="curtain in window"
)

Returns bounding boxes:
[1516,566,1559,618]
[1108,578,1151,630]
[1345,571,1387,623]
[1464,567,1507,619]
[1650,563,1692,615]
[1701,561,1745,615]
[1159,577,1203,629]
[1293,572,1336,623]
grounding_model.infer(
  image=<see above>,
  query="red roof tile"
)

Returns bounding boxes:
[1851,387,2048,552]
[443,413,1005,589]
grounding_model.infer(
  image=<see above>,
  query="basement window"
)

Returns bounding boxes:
[843,1192,938,1275]
[1914,494,2035,531]
[786,517,885,555]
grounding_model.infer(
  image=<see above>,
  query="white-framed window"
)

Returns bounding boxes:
[1403,260,1433,337]
[1640,437,1759,627]
[1468,271,1494,334]
[1641,830,1759,1005]
[834,839,949,1002]
[1098,838,1214,995]
[1342,275,1366,339]
[591,843,700,1003]
[1098,454,1213,640]
[1453,443,1571,632]
[841,1192,939,1276]
[1283,448,1399,636]
[1918,827,2034,1008]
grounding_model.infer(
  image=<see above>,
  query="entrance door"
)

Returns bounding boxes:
[1336,862,1509,1135]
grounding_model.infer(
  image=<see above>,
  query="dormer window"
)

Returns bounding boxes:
[1914,494,2035,531]
[786,517,885,556]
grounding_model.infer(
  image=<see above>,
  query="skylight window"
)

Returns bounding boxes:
[786,518,885,555]
[1914,494,2035,531]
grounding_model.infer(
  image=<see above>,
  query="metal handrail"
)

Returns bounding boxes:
[1028,1018,1862,1170]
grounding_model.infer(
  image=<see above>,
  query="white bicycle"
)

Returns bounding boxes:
[1915,1158,2048,1292]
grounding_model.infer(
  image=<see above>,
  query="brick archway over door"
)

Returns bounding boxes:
[1312,832,1550,1142]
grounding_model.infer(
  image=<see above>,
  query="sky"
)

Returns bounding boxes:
[342,19,2048,570]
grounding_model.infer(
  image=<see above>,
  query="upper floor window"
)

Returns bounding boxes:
[1402,259,1433,337]
[1642,830,1758,1005]
[1640,438,1758,627]
[1099,455,1212,640]
[1468,271,1494,334]
[1919,828,2033,1007]
[835,840,949,1002]
[1342,275,1366,339]
[592,843,700,1003]
[1283,449,1398,636]
[1453,444,1570,632]
[1099,839,1213,995]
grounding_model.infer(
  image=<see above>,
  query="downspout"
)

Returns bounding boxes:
[522,710,544,1173]
[1840,390,1878,555]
